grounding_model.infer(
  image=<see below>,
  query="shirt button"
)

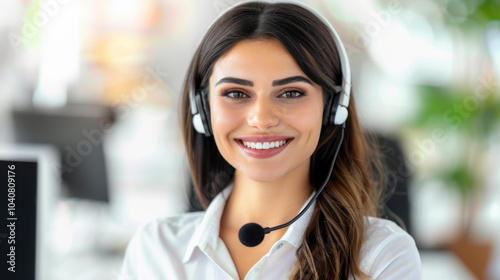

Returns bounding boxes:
[277,243,283,249]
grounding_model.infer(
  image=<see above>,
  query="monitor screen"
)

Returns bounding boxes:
[12,104,112,203]
[0,144,60,280]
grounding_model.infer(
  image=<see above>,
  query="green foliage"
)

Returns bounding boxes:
[469,0,500,26]
[410,84,500,131]
[409,85,463,127]
[408,83,500,198]
[448,162,478,199]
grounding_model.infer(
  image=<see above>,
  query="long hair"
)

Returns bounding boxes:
[179,2,383,279]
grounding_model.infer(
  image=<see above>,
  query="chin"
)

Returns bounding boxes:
[239,167,288,183]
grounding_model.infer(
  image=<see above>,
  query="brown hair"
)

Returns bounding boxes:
[179,2,383,279]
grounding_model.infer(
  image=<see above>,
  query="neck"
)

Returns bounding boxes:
[222,162,313,232]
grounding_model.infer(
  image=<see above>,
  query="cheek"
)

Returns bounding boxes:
[210,100,240,135]
[285,102,324,136]
[209,99,242,161]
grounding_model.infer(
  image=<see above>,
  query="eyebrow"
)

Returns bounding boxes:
[215,77,253,86]
[215,76,313,87]
[272,76,313,86]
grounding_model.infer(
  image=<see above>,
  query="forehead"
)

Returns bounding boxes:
[210,38,307,83]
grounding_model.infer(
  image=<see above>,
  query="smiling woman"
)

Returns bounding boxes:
[120,1,422,280]
[210,39,324,183]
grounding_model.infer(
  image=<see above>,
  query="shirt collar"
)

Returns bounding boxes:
[183,183,234,263]
[182,183,316,263]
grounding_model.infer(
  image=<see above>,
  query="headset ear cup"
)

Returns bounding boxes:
[200,90,213,136]
[332,90,348,125]
[322,93,334,127]
[195,91,212,137]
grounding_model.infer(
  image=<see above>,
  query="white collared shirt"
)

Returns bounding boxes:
[119,184,422,280]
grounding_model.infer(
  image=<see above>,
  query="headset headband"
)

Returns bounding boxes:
[190,0,352,135]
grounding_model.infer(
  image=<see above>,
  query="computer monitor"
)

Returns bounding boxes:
[11,104,113,203]
[0,144,59,280]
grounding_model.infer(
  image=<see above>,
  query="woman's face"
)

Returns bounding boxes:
[209,38,324,183]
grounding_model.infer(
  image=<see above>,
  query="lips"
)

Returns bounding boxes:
[234,136,294,159]
[235,136,291,143]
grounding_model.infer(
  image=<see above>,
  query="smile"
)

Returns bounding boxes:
[234,136,294,159]
[241,140,288,150]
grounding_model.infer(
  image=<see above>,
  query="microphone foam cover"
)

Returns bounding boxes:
[238,223,265,247]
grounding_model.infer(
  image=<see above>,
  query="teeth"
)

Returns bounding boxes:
[242,140,288,150]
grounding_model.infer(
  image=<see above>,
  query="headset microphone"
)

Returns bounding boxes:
[238,124,345,247]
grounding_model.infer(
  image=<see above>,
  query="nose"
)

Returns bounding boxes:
[246,96,280,131]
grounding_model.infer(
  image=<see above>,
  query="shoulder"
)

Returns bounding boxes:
[128,211,204,253]
[360,217,422,280]
[138,211,204,238]
[120,212,205,279]
[363,216,411,244]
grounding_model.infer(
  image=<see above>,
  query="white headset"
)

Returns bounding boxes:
[190,0,351,136]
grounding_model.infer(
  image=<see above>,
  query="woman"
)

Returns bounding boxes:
[120,1,421,279]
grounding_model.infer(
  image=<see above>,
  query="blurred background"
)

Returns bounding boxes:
[0,0,499,279]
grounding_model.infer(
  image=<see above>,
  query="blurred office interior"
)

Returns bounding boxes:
[0,0,499,279]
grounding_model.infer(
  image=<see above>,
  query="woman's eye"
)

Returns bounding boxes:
[222,91,248,99]
[280,91,304,98]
